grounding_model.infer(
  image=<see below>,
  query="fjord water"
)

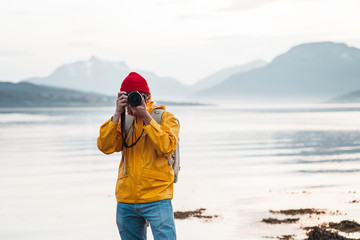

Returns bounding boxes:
[1,104,360,239]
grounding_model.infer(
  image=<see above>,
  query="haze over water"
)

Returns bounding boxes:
[1,104,360,239]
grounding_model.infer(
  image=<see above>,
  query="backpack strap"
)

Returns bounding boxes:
[150,108,164,124]
[124,113,134,136]
[123,109,163,136]
[150,109,173,166]
[151,108,181,183]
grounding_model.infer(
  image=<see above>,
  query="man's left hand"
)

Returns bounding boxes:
[128,98,152,125]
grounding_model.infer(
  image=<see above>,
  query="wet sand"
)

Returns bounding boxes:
[259,203,360,239]
[175,192,360,240]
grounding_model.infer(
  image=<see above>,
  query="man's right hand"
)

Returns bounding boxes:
[112,91,128,123]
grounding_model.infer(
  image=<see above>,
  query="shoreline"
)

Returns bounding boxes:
[173,188,360,240]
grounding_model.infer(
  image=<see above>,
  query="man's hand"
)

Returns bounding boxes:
[128,97,152,125]
[112,91,127,123]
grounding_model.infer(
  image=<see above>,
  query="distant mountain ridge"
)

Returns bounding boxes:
[25,56,130,95]
[22,56,269,102]
[17,41,360,104]
[0,81,207,108]
[196,41,360,103]
[23,56,188,101]
[0,81,113,107]
[328,89,360,103]
[191,59,267,92]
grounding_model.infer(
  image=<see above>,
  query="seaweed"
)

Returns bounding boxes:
[174,208,218,220]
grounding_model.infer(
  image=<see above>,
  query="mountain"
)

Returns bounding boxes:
[0,81,113,107]
[132,70,189,100]
[196,42,360,103]
[328,89,360,103]
[0,81,207,108]
[23,56,188,101]
[24,56,130,95]
[191,59,267,92]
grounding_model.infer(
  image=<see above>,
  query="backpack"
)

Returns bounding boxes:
[124,109,181,183]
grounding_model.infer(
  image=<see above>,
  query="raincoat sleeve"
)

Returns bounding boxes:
[97,117,123,154]
[143,111,179,156]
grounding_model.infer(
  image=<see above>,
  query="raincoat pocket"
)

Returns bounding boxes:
[142,168,172,182]
[139,168,173,200]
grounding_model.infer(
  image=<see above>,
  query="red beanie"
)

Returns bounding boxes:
[120,72,150,93]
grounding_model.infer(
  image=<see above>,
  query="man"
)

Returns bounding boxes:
[97,72,179,240]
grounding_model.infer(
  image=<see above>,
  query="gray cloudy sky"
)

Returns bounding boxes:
[1,0,359,84]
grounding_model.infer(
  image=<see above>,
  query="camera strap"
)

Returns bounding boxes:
[121,112,144,148]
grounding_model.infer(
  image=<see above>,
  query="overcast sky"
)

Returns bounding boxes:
[1,0,359,85]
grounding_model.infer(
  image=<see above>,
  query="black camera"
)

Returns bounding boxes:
[126,90,145,107]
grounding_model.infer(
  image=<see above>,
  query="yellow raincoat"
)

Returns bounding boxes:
[97,101,179,203]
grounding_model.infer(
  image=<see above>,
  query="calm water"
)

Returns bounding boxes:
[1,104,360,239]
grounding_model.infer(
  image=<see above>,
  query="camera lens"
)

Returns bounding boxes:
[127,90,143,107]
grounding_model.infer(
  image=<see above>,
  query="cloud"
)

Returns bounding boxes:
[0,50,33,57]
[176,13,211,21]
[64,42,98,48]
[4,11,29,15]
[155,0,194,6]
[219,0,284,11]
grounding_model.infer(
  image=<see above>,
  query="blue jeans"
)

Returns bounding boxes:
[116,199,176,240]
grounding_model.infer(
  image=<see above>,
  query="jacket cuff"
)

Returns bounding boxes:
[109,117,119,127]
